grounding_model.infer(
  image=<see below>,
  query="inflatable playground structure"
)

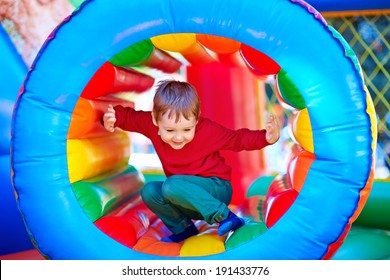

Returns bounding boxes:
[1,0,390,260]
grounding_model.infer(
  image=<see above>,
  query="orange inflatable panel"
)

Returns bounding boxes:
[287,144,316,192]
[68,96,133,139]
[133,219,182,257]
[197,34,241,54]
[133,219,229,257]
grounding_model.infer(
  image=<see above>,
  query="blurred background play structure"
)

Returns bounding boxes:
[1,0,389,259]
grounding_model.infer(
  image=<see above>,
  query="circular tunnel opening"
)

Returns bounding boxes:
[67,32,283,257]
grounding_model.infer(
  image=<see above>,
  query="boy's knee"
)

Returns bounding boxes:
[162,175,184,199]
[140,182,161,202]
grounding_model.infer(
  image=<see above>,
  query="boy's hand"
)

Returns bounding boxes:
[103,104,116,133]
[265,113,280,144]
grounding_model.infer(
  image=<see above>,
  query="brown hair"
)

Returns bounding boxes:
[153,79,201,123]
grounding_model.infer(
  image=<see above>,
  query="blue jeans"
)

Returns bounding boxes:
[140,175,233,234]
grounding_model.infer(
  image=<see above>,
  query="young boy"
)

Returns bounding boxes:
[103,79,280,242]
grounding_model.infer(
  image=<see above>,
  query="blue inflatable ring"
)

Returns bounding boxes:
[11,0,375,259]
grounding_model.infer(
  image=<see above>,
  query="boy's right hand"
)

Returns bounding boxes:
[103,104,116,132]
[265,113,280,144]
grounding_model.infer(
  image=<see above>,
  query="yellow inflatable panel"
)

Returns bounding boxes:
[151,33,214,64]
[67,131,130,183]
[151,33,196,52]
[179,234,226,257]
[292,108,314,153]
[365,86,378,151]
[179,222,226,257]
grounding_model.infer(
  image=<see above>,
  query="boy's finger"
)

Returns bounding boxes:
[106,116,116,122]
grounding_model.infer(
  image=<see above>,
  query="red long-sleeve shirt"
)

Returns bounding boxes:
[114,105,270,181]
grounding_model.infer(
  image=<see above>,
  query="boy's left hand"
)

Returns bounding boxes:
[265,114,280,144]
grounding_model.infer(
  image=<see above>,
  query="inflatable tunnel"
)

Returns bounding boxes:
[11,0,376,259]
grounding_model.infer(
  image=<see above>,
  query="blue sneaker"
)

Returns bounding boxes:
[218,212,245,236]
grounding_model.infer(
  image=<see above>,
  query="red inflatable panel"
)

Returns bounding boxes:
[262,174,298,228]
[240,44,281,77]
[94,196,157,248]
[187,62,265,205]
[81,62,154,99]
[144,48,182,73]
[322,223,351,259]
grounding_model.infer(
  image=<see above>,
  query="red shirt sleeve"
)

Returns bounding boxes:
[113,105,154,137]
[202,118,270,151]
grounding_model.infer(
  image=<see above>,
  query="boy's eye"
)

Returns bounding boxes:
[184,129,192,132]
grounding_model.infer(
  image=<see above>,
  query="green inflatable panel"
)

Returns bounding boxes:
[246,175,276,198]
[332,226,390,260]
[109,39,154,67]
[276,69,306,110]
[72,165,144,222]
[354,180,390,231]
[225,222,268,251]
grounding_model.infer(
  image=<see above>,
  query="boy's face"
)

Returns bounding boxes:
[152,111,197,150]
